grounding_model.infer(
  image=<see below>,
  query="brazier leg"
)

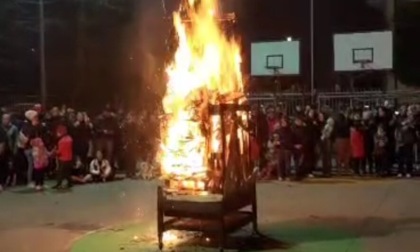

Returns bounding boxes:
[157,187,164,250]
[158,228,163,251]
[219,216,225,252]
[251,185,262,236]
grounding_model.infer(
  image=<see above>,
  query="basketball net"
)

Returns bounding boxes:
[360,61,372,70]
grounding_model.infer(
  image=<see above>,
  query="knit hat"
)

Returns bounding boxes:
[25,110,38,121]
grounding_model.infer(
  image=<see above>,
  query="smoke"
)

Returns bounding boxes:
[120,0,244,109]
[121,0,173,108]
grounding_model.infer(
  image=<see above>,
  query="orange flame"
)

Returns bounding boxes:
[160,0,242,188]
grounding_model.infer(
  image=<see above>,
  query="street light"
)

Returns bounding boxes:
[39,0,47,107]
[286,36,292,42]
[310,0,314,98]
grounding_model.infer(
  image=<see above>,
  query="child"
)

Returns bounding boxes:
[71,156,90,184]
[31,137,49,191]
[88,150,112,182]
[137,153,157,180]
[53,125,73,189]
[373,124,388,176]
[259,132,280,180]
[350,122,366,176]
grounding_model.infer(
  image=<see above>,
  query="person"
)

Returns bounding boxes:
[138,153,157,180]
[1,114,18,186]
[248,119,261,172]
[33,104,43,119]
[71,156,90,184]
[94,108,118,165]
[259,132,280,180]
[72,112,93,165]
[291,116,307,180]
[0,126,9,192]
[277,117,293,181]
[266,105,280,136]
[121,112,139,178]
[320,117,335,177]
[21,110,46,187]
[44,107,65,177]
[304,110,319,178]
[47,107,65,134]
[396,119,416,178]
[31,137,49,191]
[373,124,388,177]
[363,113,376,175]
[66,108,76,125]
[249,105,268,172]
[377,106,396,175]
[335,113,351,175]
[88,150,112,182]
[53,125,73,189]
[350,119,366,176]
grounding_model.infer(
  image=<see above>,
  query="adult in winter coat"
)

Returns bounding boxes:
[334,113,351,175]
[292,116,310,180]
[373,124,388,176]
[395,119,416,178]
[320,117,335,177]
[277,118,293,180]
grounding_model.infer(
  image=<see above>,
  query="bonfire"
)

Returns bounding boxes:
[160,0,243,194]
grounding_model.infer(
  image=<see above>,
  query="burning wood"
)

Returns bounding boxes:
[157,2,260,251]
[159,0,243,195]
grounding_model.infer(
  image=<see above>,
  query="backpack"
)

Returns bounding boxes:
[31,138,49,169]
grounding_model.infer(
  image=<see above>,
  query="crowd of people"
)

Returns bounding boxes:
[0,104,159,192]
[249,102,420,181]
[1,100,419,192]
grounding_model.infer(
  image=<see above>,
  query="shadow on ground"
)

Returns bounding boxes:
[45,222,104,232]
[11,188,73,194]
[169,233,290,251]
[72,215,420,251]
[74,215,420,251]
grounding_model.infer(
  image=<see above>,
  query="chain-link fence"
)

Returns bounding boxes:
[248,92,313,115]
[248,90,420,114]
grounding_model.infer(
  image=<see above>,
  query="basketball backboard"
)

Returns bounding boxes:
[333,31,393,71]
[251,41,300,76]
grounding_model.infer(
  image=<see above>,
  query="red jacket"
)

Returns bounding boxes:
[57,135,73,162]
[350,128,365,158]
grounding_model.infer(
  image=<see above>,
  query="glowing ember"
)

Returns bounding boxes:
[162,231,179,244]
[160,0,243,191]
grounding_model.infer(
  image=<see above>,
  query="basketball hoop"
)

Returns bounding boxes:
[266,66,282,76]
[359,60,372,70]
[265,54,284,76]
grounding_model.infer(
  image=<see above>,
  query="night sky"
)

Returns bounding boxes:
[0,0,407,107]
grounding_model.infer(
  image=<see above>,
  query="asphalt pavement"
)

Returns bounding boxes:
[0,178,419,252]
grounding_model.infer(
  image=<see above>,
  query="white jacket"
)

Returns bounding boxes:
[321,118,335,141]
[89,159,112,176]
